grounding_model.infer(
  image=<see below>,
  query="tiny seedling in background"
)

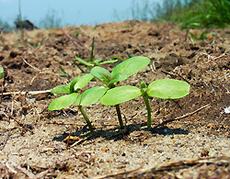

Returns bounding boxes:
[90,56,150,129]
[100,79,190,129]
[0,66,4,79]
[48,73,96,132]
[75,37,118,70]
[75,56,118,68]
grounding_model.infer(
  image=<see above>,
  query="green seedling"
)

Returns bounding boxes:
[100,79,190,129]
[48,73,99,132]
[75,57,118,68]
[75,37,118,70]
[0,66,4,79]
[90,56,150,129]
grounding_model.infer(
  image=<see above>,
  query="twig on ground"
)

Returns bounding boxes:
[1,90,51,96]
[22,57,60,85]
[94,156,230,179]
[10,98,14,116]
[70,135,92,147]
[22,58,41,72]
[93,167,143,179]
[201,52,226,61]
[156,104,210,127]
[30,74,39,86]
[5,162,36,178]
[146,156,230,175]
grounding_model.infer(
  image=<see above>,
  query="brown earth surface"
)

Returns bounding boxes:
[0,21,230,178]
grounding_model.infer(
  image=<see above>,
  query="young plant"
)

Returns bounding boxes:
[75,37,118,69]
[90,56,150,129]
[100,79,190,129]
[48,73,97,132]
[75,56,118,68]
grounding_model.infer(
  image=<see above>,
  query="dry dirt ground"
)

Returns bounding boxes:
[0,21,230,178]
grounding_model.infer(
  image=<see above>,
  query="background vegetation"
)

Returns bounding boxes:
[130,0,230,28]
[157,0,230,29]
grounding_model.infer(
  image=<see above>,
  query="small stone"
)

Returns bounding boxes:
[224,106,230,114]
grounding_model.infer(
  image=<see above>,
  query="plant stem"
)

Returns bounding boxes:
[78,106,94,132]
[143,94,152,129]
[109,84,124,129]
[115,105,124,129]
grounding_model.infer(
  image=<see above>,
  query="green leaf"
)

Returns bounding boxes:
[51,84,70,95]
[90,66,111,84]
[74,74,94,91]
[75,86,108,106]
[111,56,150,83]
[147,79,190,99]
[75,57,94,67]
[0,66,4,79]
[99,59,118,65]
[100,85,142,106]
[69,76,80,92]
[93,59,102,65]
[48,93,78,111]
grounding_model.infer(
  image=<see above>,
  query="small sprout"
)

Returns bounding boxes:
[48,74,95,132]
[75,56,118,68]
[143,79,190,128]
[51,74,93,95]
[47,54,191,132]
[91,56,150,129]
[75,37,117,69]
[99,59,118,65]
[74,86,107,132]
[0,66,4,79]
[99,78,190,129]
[75,57,94,67]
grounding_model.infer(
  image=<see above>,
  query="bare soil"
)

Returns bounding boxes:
[0,21,230,178]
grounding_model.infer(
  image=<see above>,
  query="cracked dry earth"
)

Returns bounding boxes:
[0,21,230,178]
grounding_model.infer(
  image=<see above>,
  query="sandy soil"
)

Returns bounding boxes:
[0,21,230,178]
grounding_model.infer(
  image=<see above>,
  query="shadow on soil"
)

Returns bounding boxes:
[53,123,189,143]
